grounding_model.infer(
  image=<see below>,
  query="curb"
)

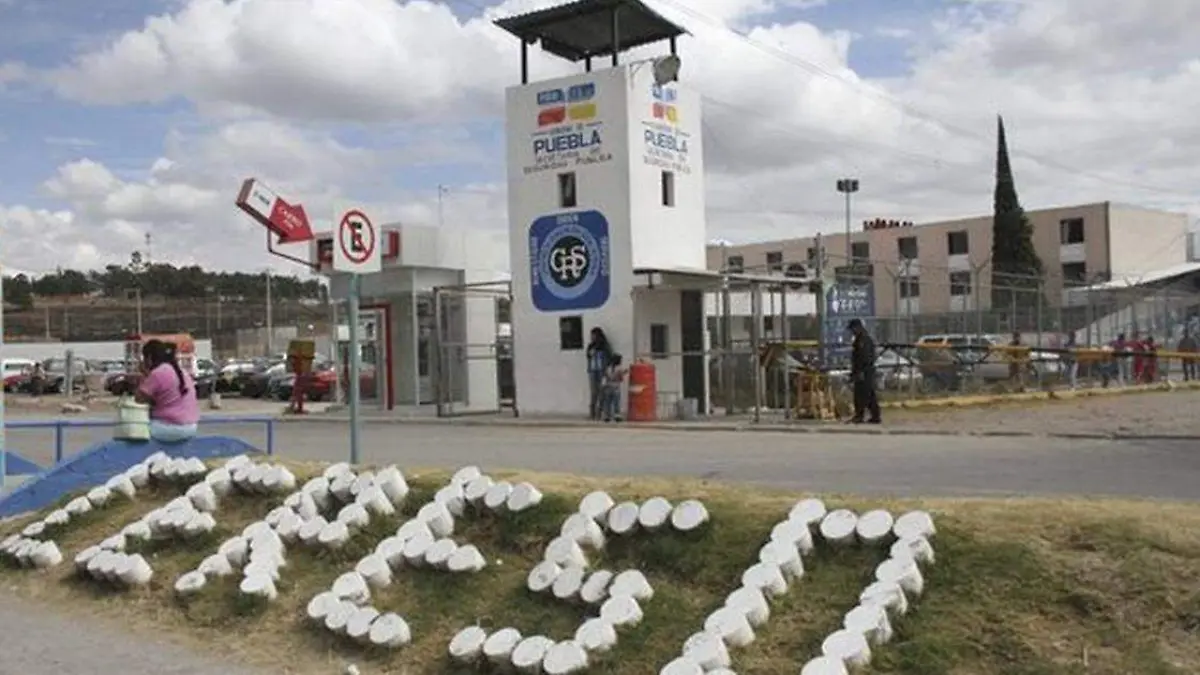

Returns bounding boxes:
[272,414,1200,441]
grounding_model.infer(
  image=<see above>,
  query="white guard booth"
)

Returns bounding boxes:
[497,0,710,418]
[311,223,508,413]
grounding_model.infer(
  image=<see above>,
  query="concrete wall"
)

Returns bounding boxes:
[1106,203,1189,279]
[2,339,214,363]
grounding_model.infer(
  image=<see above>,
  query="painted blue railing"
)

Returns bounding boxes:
[5,416,276,465]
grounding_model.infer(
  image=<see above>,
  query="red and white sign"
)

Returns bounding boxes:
[334,209,380,273]
[235,178,314,244]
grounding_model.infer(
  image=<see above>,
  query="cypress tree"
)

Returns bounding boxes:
[990,115,1045,323]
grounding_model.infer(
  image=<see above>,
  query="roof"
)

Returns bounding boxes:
[493,0,688,62]
[1067,261,1200,293]
[633,266,811,291]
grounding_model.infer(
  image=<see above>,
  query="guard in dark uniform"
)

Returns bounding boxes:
[847,319,881,424]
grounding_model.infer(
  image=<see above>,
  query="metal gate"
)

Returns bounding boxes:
[431,280,517,417]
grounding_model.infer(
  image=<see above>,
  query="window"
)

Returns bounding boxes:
[1059,218,1085,244]
[725,255,744,273]
[851,241,870,261]
[949,271,971,296]
[897,236,918,260]
[766,251,783,273]
[661,171,675,207]
[557,172,577,208]
[763,316,775,333]
[649,323,669,359]
[559,316,583,350]
[947,230,969,255]
[899,277,920,298]
[1061,262,1087,283]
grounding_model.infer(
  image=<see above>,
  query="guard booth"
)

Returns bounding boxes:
[312,222,510,413]
[495,0,715,418]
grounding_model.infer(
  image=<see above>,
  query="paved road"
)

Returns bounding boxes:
[0,595,262,675]
[9,419,1200,501]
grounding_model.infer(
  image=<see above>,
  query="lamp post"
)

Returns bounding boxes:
[836,178,859,265]
[130,250,145,335]
[265,268,274,356]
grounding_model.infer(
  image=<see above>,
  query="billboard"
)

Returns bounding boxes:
[822,282,875,363]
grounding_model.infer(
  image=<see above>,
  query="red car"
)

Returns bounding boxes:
[305,365,376,401]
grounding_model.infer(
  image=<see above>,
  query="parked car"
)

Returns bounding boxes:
[240,362,287,399]
[915,333,1060,381]
[827,351,925,390]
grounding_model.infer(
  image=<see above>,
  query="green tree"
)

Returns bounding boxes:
[990,115,1045,323]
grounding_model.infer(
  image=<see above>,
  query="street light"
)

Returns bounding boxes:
[836,178,859,266]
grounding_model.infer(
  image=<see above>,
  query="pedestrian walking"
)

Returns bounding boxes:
[847,319,880,424]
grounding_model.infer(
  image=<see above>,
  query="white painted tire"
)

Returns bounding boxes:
[638,497,673,530]
[544,536,588,568]
[670,500,709,532]
[704,606,755,647]
[332,571,371,604]
[527,560,562,593]
[844,603,894,646]
[819,509,859,546]
[574,618,617,652]
[552,565,586,601]
[483,481,513,512]
[483,628,523,665]
[606,502,640,535]
[801,655,849,675]
[449,625,487,662]
[507,482,543,513]
[893,510,936,540]
[682,631,731,670]
[759,540,804,580]
[821,629,871,668]
[542,640,588,674]
[447,544,487,573]
[579,491,615,522]
[511,635,553,672]
[609,569,653,601]
[856,509,895,546]
[725,585,770,627]
[741,562,788,597]
[599,594,643,628]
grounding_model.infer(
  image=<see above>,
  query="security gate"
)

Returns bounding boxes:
[431,281,516,417]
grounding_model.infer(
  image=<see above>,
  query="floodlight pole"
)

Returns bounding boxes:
[837,178,859,264]
[0,272,6,493]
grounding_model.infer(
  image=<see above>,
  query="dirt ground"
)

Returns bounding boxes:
[885,388,1200,436]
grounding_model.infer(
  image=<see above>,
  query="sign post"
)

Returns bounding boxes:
[333,209,381,465]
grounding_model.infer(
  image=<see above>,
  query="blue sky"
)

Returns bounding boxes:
[0,0,928,212]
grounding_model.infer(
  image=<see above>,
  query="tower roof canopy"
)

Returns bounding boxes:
[494,0,687,62]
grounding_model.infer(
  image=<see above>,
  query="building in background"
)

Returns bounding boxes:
[707,202,1194,339]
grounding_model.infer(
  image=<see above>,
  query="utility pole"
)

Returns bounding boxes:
[836,178,859,264]
[144,232,152,265]
[265,268,274,355]
[437,185,449,228]
[815,233,827,365]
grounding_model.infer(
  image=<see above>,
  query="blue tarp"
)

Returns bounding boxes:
[3,452,44,476]
[0,436,260,518]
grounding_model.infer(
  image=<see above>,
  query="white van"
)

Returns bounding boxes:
[3,358,37,378]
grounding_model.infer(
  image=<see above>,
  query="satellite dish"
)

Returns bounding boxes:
[651,55,681,85]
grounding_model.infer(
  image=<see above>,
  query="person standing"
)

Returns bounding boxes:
[1110,332,1128,386]
[600,353,627,422]
[847,319,880,424]
[1062,332,1078,390]
[585,327,612,420]
[1178,330,1197,381]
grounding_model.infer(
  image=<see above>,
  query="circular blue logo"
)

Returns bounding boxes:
[538,222,601,300]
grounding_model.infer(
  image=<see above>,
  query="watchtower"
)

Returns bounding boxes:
[496,0,709,416]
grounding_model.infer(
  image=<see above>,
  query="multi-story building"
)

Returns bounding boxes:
[706,202,1190,320]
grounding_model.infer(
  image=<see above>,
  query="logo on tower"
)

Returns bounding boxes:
[643,83,691,175]
[525,80,611,176]
[528,210,610,312]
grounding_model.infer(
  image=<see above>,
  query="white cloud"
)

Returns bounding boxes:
[1,0,1197,277]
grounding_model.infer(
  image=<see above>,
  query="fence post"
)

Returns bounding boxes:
[55,422,65,464]
[265,418,275,456]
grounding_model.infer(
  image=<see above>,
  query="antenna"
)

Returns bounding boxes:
[144,232,153,265]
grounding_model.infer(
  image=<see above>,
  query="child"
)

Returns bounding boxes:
[601,353,627,422]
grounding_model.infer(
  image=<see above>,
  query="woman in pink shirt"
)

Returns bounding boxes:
[134,339,200,442]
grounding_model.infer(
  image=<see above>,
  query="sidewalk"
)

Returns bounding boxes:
[286,386,1200,440]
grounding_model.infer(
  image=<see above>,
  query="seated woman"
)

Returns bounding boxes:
[134,339,200,442]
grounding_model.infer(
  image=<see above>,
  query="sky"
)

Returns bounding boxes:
[0,0,1197,276]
